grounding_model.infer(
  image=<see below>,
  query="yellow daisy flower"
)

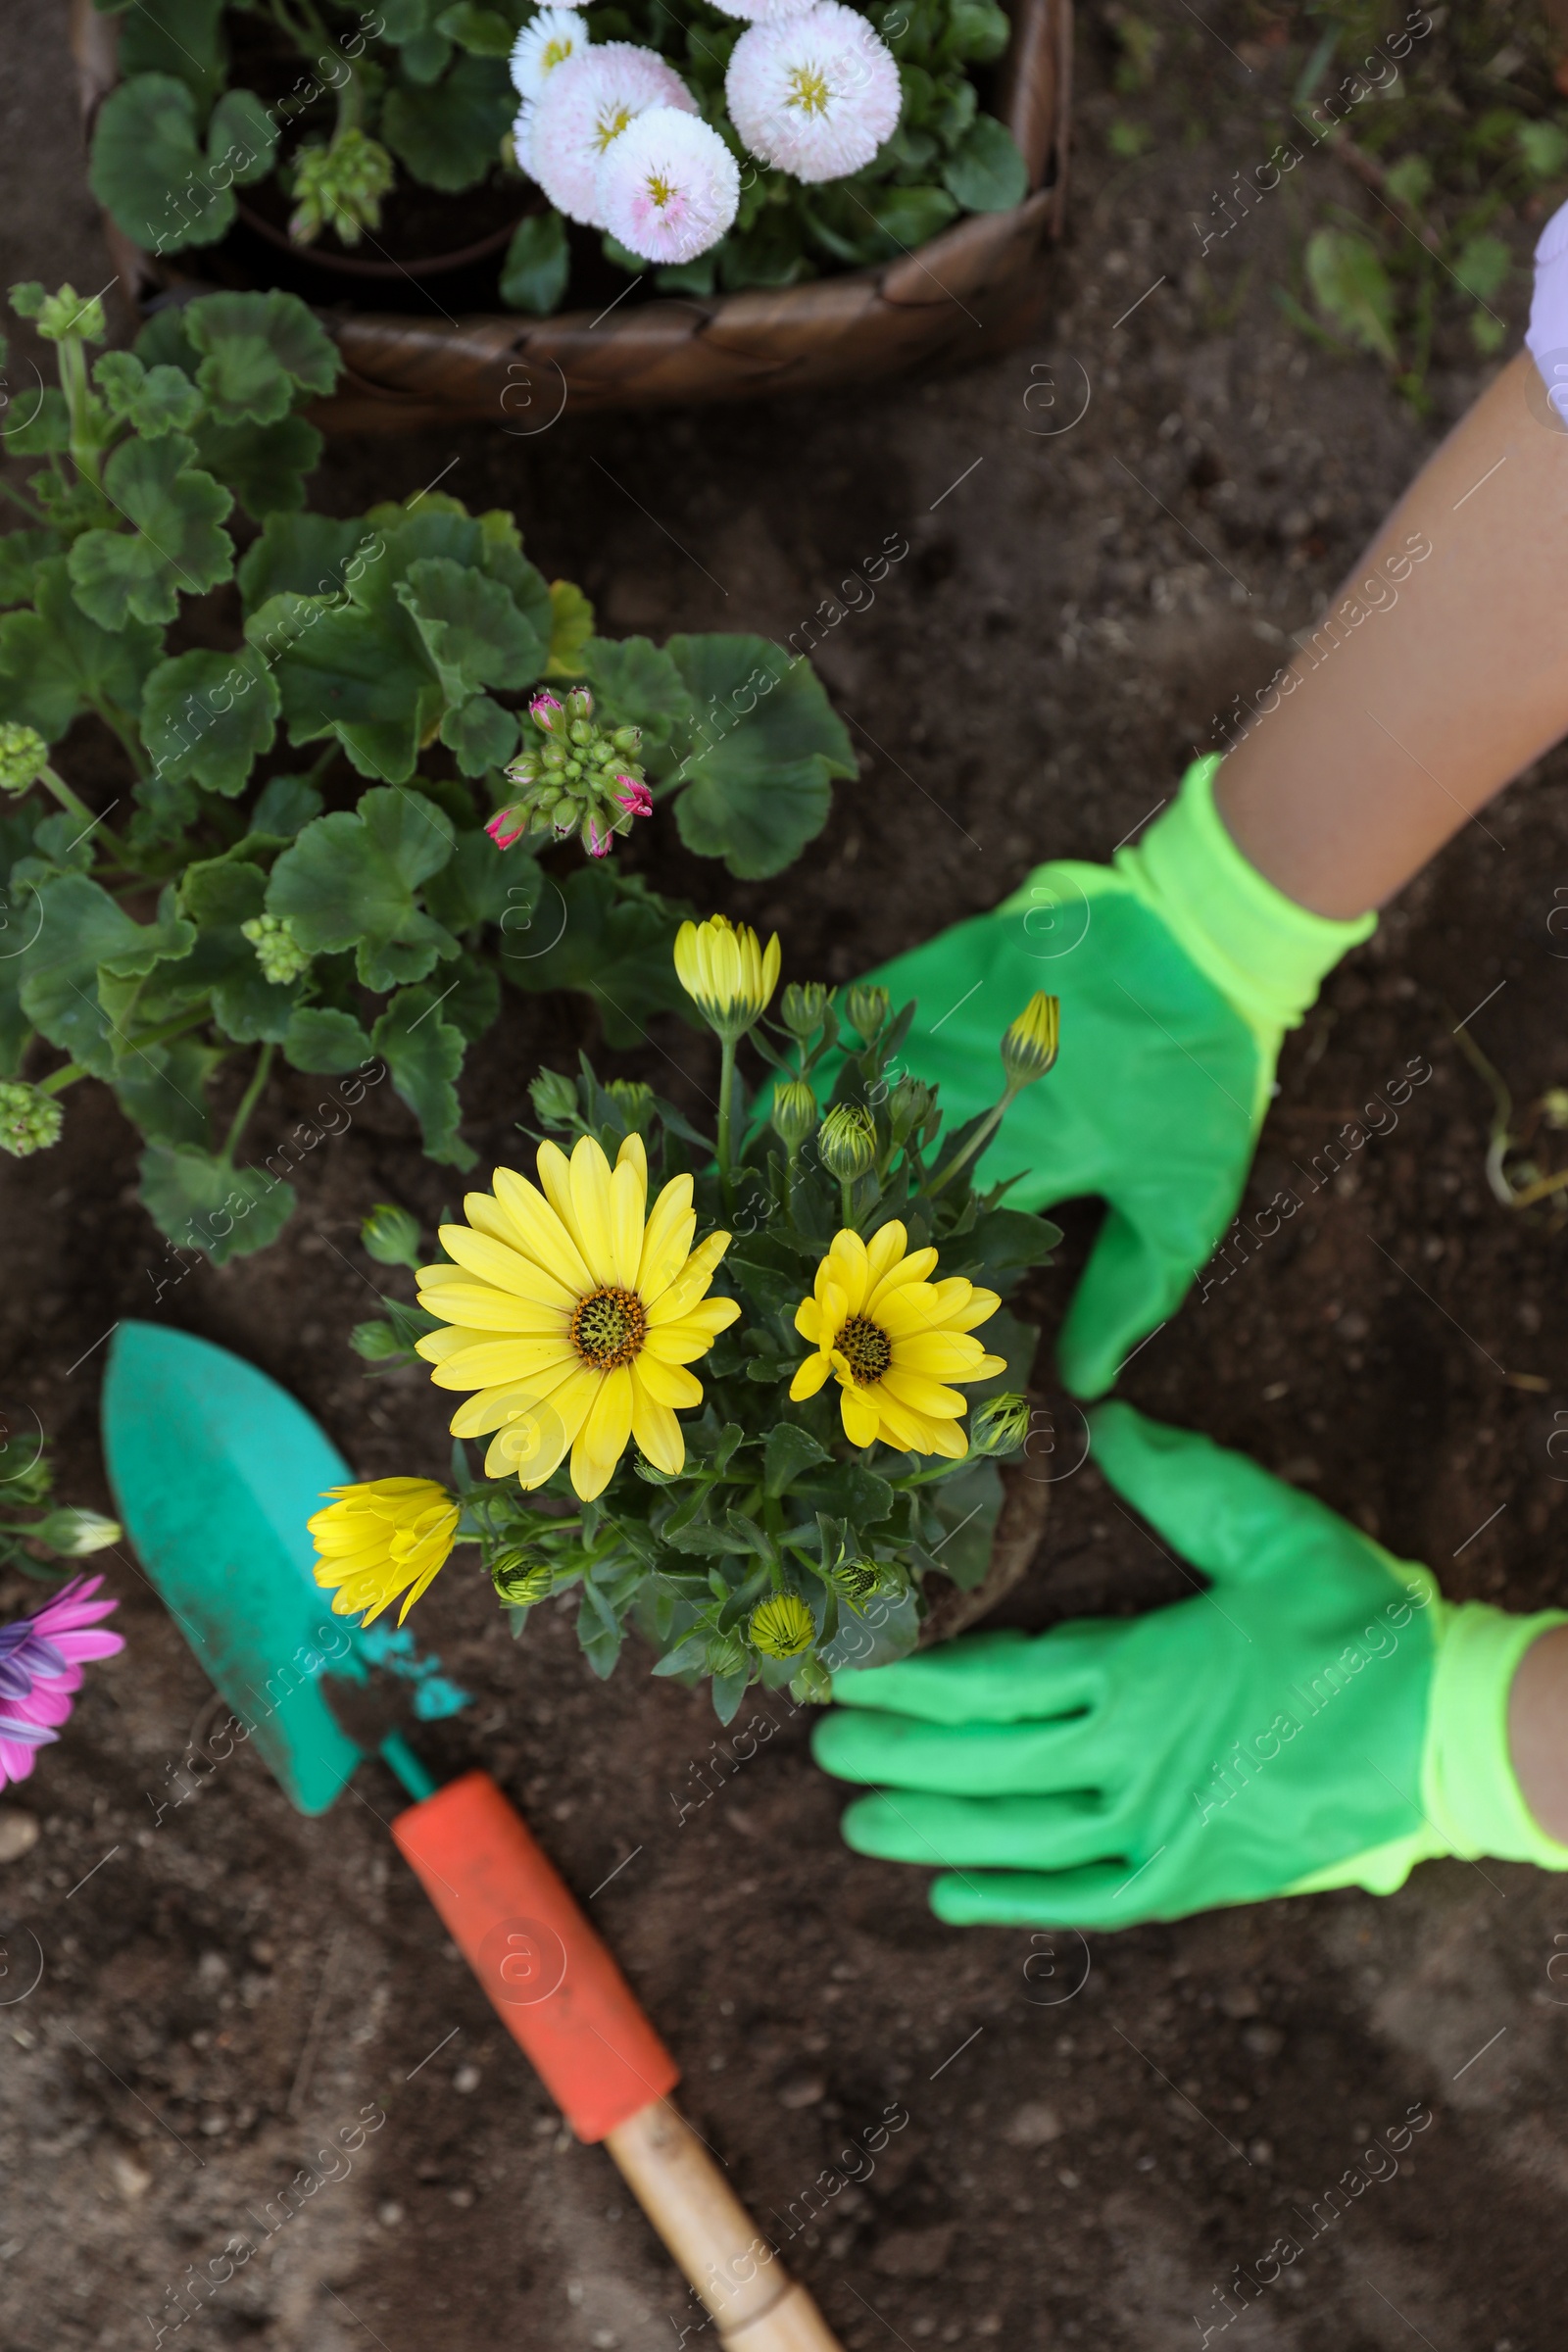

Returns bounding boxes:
[415,1133,740,1501]
[788,1223,1007,1459]
[308,1478,460,1627]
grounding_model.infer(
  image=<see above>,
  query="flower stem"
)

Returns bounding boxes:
[924,1087,1018,1200]
[36,1061,86,1098]
[716,1034,737,1208]
[35,762,96,829]
[221,1043,274,1166]
[839,1175,856,1228]
[0,476,48,523]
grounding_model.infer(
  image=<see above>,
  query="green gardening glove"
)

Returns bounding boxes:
[812,1403,1568,1928]
[864,756,1375,1397]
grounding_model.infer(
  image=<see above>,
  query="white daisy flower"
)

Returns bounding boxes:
[511,6,589,104]
[597,107,741,265]
[725,0,902,183]
[706,0,816,20]
[528,43,699,227]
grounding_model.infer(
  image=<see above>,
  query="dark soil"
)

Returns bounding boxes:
[7,2,1568,2348]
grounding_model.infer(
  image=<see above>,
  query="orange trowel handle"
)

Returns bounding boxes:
[392,1772,844,2352]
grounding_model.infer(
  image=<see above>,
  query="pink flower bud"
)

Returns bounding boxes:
[584,816,612,858]
[614,775,654,819]
[565,686,594,723]
[529,692,564,733]
[486,808,526,850]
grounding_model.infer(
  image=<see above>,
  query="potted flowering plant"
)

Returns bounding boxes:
[0,280,853,1256]
[312,914,1061,1718]
[72,0,1070,422]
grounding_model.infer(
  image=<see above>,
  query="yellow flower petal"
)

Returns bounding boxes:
[571,1364,634,1499]
[491,1165,596,1296]
[790,1351,833,1402]
[634,1352,705,1408]
[427,1337,577,1392]
[483,1366,597,1488]
[879,1367,967,1419]
[616,1130,648,1195]
[309,1479,458,1629]
[863,1220,907,1289]
[415,1286,571,1336]
[866,1244,940,1311]
[839,1385,880,1446]
[451,1379,567,1440]
[892,1331,991,1378]
[827,1229,869,1314]
[638,1174,697,1303]
[438,1225,578,1312]
[630,1368,685,1474]
[643,1307,740,1365]
[863,1387,933,1453]
[645,1229,731,1325]
[567,1134,617,1288]
[608,1154,645,1290]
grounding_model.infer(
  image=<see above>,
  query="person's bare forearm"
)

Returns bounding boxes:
[1215,351,1568,918]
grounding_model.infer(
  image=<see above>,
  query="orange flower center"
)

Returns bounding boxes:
[838,1314,892,1385]
[571,1285,648,1370]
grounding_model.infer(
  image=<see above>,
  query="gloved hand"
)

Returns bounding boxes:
[812,1403,1568,1928]
[864,756,1375,1396]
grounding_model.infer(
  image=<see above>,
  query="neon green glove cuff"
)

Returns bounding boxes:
[1116,755,1378,1058]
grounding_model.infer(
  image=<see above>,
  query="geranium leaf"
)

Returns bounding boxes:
[499,210,570,314]
[371,983,475,1166]
[421,826,540,930]
[437,3,518,57]
[236,511,365,613]
[245,590,442,782]
[194,412,325,519]
[91,352,205,439]
[3,389,71,458]
[395,555,550,698]
[266,784,458,992]
[504,866,688,1046]
[67,432,234,629]
[119,0,227,99]
[89,74,235,252]
[545,578,595,676]
[183,291,341,425]
[142,647,281,796]
[579,634,693,762]
[111,1036,220,1151]
[138,1142,296,1261]
[381,53,515,192]
[0,558,162,740]
[942,113,1028,212]
[283,1004,375,1071]
[0,530,63,611]
[665,635,855,879]
[439,692,520,775]
[16,873,194,1075]
[207,86,280,189]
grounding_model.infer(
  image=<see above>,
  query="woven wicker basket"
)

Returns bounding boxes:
[72,0,1071,428]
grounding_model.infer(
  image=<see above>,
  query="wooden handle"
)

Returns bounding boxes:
[605,2100,844,2352]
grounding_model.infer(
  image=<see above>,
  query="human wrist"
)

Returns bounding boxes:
[1424,1602,1568,1867]
[1115,757,1377,1069]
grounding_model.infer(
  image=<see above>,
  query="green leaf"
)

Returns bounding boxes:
[206,86,280,189]
[819,1581,919,1672]
[236,512,366,613]
[119,0,226,99]
[0,558,161,741]
[545,578,595,676]
[3,389,71,459]
[371,983,475,1166]
[138,1142,297,1262]
[943,0,1010,63]
[0,530,64,611]
[246,591,442,783]
[283,1004,374,1072]
[665,635,856,879]
[194,413,325,520]
[499,210,571,314]
[183,291,342,425]
[381,54,516,192]
[67,433,233,630]
[504,866,688,1046]
[394,555,550,698]
[422,825,540,931]
[91,352,204,439]
[1518,120,1568,181]
[89,75,234,253]
[142,647,280,797]
[581,634,694,762]
[266,784,459,991]
[437,2,517,55]
[763,1423,831,1497]
[791,1461,894,1525]
[440,693,519,774]
[251,773,323,837]
[859,183,960,252]
[942,114,1028,212]
[438,949,501,1041]
[919,1457,1004,1591]
[112,1036,219,1150]
[178,855,267,930]
[17,873,194,1075]
[1304,227,1398,367]
[1383,154,1433,211]
[1452,233,1510,306]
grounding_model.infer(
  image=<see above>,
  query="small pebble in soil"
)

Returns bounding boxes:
[377,2202,404,2228]
[777,2072,825,2109]
[0,1809,39,1863]
[1003,2101,1061,2148]
[454,2064,481,2093]
[109,2151,151,2201]
[1243,2025,1284,2059]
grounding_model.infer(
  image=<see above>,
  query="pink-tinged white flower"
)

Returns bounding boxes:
[615,774,655,818]
[529,690,564,731]
[585,818,612,856]
[597,108,740,266]
[706,0,816,19]
[726,1,901,182]
[528,45,698,229]
[511,6,590,104]
[486,808,527,850]
[0,1575,123,1788]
